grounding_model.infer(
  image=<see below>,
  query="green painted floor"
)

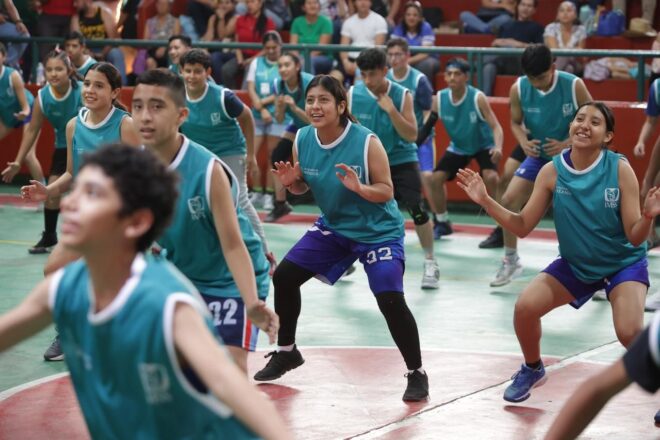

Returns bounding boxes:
[0,200,657,393]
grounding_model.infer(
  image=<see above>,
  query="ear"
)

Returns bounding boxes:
[337,99,347,115]
[603,131,614,145]
[177,106,190,127]
[123,208,154,244]
[110,87,121,101]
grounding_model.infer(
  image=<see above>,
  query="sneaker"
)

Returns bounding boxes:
[654,409,660,426]
[645,290,660,312]
[503,362,547,402]
[262,194,274,211]
[421,259,440,289]
[265,201,292,222]
[402,370,429,402]
[249,192,264,208]
[490,257,522,287]
[43,335,64,361]
[28,231,57,254]
[253,346,305,381]
[433,220,453,239]
[479,226,503,249]
[592,289,608,301]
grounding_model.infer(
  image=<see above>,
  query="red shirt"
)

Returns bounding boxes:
[42,0,76,16]
[235,14,275,58]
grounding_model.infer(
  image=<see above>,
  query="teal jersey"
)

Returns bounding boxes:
[518,71,578,160]
[250,56,281,121]
[76,56,97,77]
[50,255,260,440]
[157,137,270,299]
[437,86,495,155]
[72,106,128,175]
[552,149,647,283]
[387,66,428,131]
[295,122,404,243]
[181,82,247,157]
[38,81,83,149]
[272,71,314,129]
[349,80,418,166]
[168,63,180,75]
[0,65,34,127]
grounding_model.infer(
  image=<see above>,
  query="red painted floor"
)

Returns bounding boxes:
[1,348,657,439]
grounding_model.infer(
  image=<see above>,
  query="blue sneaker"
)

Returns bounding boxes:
[503,362,547,402]
[654,409,660,425]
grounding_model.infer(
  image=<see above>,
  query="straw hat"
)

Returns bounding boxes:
[624,17,657,37]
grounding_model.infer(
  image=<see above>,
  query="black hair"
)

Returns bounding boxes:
[44,49,83,88]
[574,101,616,136]
[356,48,387,71]
[386,37,409,53]
[445,57,470,73]
[305,74,356,127]
[515,0,539,20]
[64,31,87,46]
[180,48,212,71]
[254,0,269,38]
[136,68,186,108]
[0,42,6,56]
[262,30,283,46]
[521,44,553,77]
[80,144,179,252]
[86,62,128,111]
[168,34,192,47]
[278,52,303,102]
[401,1,423,35]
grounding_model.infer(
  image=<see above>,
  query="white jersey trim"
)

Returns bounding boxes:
[47,268,66,312]
[474,90,486,121]
[78,106,116,130]
[558,148,604,175]
[186,82,209,104]
[363,134,373,185]
[571,77,579,111]
[168,135,190,170]
[218,87,229,120]
[315,120,352,149]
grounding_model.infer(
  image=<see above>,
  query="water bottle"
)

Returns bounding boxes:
[35,62,45,86]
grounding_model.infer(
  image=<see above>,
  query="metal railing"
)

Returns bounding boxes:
[4,35,660,101]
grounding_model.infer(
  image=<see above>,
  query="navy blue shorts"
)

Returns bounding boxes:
[285,123,298,135]
[284,219,406,294]
[514,156,550,182]
[199,294,260,350]
[418,136,436,172]
[542,257,649,309]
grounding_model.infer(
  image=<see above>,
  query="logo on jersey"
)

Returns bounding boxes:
[187,196,206,220]
[210,112,222,125]
[469,112,477,123]
[139,363,173,404]
[556,185,571,196]
[302,167,319,177]
[562,103,574,117]
[604,188,620,208]
[349,165,362,179]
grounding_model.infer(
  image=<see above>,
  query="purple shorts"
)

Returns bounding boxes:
[542,256,649,309]
[514,156,550,182]
[418,136,436,173]
[284,219,406,294]
[199,294,260,351]
[285,123,298,135]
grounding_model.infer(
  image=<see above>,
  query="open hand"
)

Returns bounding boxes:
[642,186,660,219]
[2,161,20,183]
[335,163,361,193]
[21,180,48,202]
[246,300,279,344]
[542,138,565,157]
[456,168,489,205]
[272,161,303,187]
[521,139,541,157]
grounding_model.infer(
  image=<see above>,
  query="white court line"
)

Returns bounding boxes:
[0,372,69,402]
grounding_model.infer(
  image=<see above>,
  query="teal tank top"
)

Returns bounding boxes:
[51,255,260,440]
[73,106,128,175]
[518,71,578,160]
[0,65,34,127]
[156,137,270,298]
[552,149,647,283]
[387,66,429,133]
[250,56,281,121]
[438,85,495,155]
[181,82,247,157]
[272,71,314,129]
[349,81,418,166]
[295,122,404,243]
[38,81,83,149]
[77,56,97,77]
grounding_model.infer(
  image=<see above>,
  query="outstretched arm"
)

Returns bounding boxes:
[0,277,53,352]
[619,160,659,246]
[2,95,44,182]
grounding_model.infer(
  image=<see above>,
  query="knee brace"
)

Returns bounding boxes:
[407,203,429,226]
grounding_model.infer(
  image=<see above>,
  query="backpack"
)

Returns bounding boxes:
[596,10,625,36]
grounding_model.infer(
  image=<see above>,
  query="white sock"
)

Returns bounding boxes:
[436,212,448,222]
[408,367,426,375]
[277,344,294,352]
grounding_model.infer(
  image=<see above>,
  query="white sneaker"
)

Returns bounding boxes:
[490,257,523,287]
[592,289,608,301]
[421,259,440,289]
[262,194,274,211]
[249,192,264,208]
[645,290,660,311]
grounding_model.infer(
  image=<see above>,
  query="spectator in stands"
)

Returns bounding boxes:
[544,1,586,75]
[650,33,660,85]
[391,1,440,82]
[186,0,215,37]
[117,0,140,40]
[264,0,291,30]
[144,0,181,70]
[613,0,657,24]
[356,0,400,29]
[36,0,75,61]
[70,0,127,85]
[290,0,334,74]
[167,34,192,74]
[202,0,238,84]
[460,0,516,35]
[320,0,349,43]
[482,0,544,96]
[0,0,30,69]
[337,0,387,84]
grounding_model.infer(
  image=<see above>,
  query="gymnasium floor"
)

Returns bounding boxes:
[0,190,658,439]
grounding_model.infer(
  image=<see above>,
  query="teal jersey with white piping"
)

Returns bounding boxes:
[438,85,494,155]
[76,56,97,77]
[272,71,314,129]
[250,56,282,121]
[38,81,83,149]
[387,66,429,132]
[72,106,128,175]
[0,65,34,127]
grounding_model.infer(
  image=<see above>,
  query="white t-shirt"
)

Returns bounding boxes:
[341,11,388,58]
[543,22,586,49]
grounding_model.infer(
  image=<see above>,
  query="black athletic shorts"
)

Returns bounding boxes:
[50,148,67,176]
[434,149,497,180]
[390,162,423,206]
[510,144,526,163]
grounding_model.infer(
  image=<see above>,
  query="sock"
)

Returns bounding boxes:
[277,344,294,352]
[44,208,60,235]
[376,292,422,371]
[525,360,542,370]
[436,212,448,222]
[408,367,426,375]
[505,247,518,261]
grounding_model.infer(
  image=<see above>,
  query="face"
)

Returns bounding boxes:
[361,67,388,94]
[527,66,554,91]
[246,0,262,15]
[278,55,299,82]
[0,51,5,66]
[444,67,467,89]
[303,0,320,15]
[45,57,70,88]
[386,45,408,70]
[404,6,422,27]
[354,0,371,14]
[181,62,209,92]
[263,39,281,62]
[132,83,187,148]
[216,0,235,13]
[569,105,613,149]
[557,2,576,24]
[65,39,84,61]
[168,39,188,64]
[305,85,345,129]
[517,0,536,21]
[83,69,119,111]
[156,0,170,15]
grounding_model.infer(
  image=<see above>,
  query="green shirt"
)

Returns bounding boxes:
[290,14,333,55]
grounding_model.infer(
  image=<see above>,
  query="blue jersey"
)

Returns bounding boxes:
[157,137,270,299]
[272,71,314,129]
[438,86,495,155]
[295,122,404,243]
[0,65,34,127]
[250,56,281,121]
[50,255,259,440]
[38,81,83,149]
[517,71,578,160]
[552,148,647,283]
[72,106,128,175]
[77,56,97,77]
[181,82,247,157]
[349,80,418,166]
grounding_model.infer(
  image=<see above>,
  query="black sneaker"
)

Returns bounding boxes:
[29,231,57,254]
[253,346,305,381]
[265,201,292,223]
[43,335,64,361]
[479,226,503,249]
[654,409,660,426]
[433,220,453,239]
[402,370,429,402]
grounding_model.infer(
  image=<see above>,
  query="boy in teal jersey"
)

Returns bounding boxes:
[458,102,660,404]
[179,49,274,267]
[167,34,192,76]
[490,44,592,287]
[416,58,503,239]
[64,31,97,78]
[1,145,290,439]
[131,69,278,374]
[350,48,440,290]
